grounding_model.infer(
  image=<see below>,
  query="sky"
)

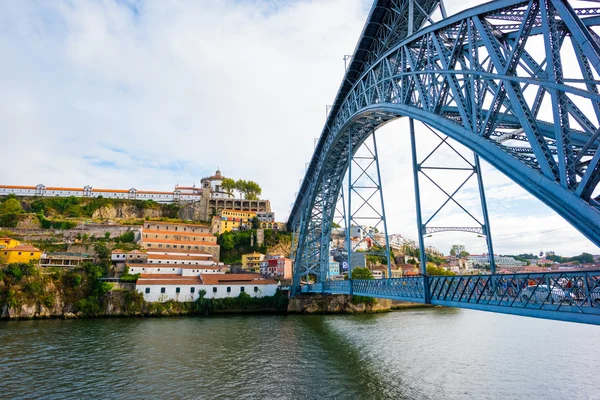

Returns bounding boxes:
[0,0,598,257]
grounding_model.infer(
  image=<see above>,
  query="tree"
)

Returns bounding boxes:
[250,216,260,229]
[450,244,465,257]
[351,267,374,280]
[426,265,456,276]
[244,180,262,200]
[235,179,247,199]
[0,198,23,214]
[221,178,236,196]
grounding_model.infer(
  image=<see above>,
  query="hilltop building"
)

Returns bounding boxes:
[0,169,271,221]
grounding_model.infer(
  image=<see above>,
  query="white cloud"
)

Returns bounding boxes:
[0,0,598,257]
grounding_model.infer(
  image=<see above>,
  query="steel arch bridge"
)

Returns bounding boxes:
[288,0,600,325]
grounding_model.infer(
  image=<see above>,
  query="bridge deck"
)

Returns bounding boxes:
[303,270,600,325]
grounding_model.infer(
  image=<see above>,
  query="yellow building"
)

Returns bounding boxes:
[241,252,265,271]
[0,237,20,250]
[1,245,42,264]
[212,209,257,234]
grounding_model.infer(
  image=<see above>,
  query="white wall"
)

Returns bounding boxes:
[137,283,278,302]
[128,266,226,275]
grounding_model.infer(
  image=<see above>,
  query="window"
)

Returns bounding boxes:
[226,287,231,293]
[213,287,217,293]
[254,287,259,293]
[190,287,195,293]
[161,287,166,293]
[145,288,150,294]
[240,287,245,293]
[18,252,22,255]
[176,287,180,293]
[30,253,34,256]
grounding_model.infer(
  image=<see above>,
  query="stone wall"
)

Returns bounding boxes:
[287,294,428,314]
[10,224,141,242]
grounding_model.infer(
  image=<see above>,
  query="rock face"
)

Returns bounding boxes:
[287,294,399,314]
[16,214,42,229]
[91,204,162,219]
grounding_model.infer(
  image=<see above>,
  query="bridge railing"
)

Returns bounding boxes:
[352,277,425,300]
[428,270,600,315]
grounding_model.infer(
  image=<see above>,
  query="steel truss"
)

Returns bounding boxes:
[409,118,497,273]
[290,0,600,299]
[304,269,600,325]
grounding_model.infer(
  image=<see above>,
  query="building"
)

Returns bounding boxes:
[469,254,528,268]
[0,170,272,221]
[138,221,220,261]
[212,209,257,234]
[329,257,340,277]
[128,264,228,275]
[1,245,42,264]
[258,255,293,279]
[242,252,265,271]
[111,249,148,264]
[256,212,275,222]
[40,252,95,268]
[0,237,20,250]
[136,273,278,302]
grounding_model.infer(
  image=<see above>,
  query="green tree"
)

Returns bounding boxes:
[426,265,456,276]
[0,198,23,214]
[250,216,260,229]
[235,179,247,199]
[244,180,262,200]
[351,267,374,280]
[221,178,236,196]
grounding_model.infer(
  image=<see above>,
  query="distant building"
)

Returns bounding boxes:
[1,244,41,264]
[138,221,220,261]
[329,257,340,277]
[0,237,20,250]
[111,249,148,264]
[242,252,265,271]
[212,209,257,235]
[0,169,272,221]
[40,252,94,268]
[259,255,293,279]
[469,254,527,268]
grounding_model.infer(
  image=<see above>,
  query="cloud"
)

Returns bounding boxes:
[0,0,598,257]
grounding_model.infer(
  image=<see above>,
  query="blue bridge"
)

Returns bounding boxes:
[288,0,600,325]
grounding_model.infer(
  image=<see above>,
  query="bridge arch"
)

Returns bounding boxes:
[291,0,600,290]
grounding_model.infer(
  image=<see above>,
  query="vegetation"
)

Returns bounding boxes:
[119,266,140,283]
[426,265,456,276]
[351,267,374,280]
[218,229,291,264]
[222,178,262,200]
[449,244,470,258]
[195,289,288,314]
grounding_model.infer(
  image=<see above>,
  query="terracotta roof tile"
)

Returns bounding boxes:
[200,273,276,285]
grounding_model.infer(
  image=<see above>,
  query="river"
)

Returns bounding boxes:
[1,308,599,399]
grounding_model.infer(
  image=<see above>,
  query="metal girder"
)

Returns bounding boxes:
[303,270,600,325]
[290,0,600,291]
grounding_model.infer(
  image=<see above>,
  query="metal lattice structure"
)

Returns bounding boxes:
[289,0,600,323]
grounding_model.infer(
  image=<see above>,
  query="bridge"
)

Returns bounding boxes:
[288,0,600,325]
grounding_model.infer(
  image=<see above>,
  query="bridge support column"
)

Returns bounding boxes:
[474,154,496,274]
[409,118,430,303]
[345,128,392,285]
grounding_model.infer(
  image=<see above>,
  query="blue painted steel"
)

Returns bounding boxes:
[474,154,496,273]
[304,269,600,325]
[290,0,600,324]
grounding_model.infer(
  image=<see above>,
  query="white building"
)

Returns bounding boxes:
[128,264,228,275]
[468,254,527,268]
[136,273,278,302]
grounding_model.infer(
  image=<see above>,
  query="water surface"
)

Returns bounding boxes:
[1,308,599,399]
